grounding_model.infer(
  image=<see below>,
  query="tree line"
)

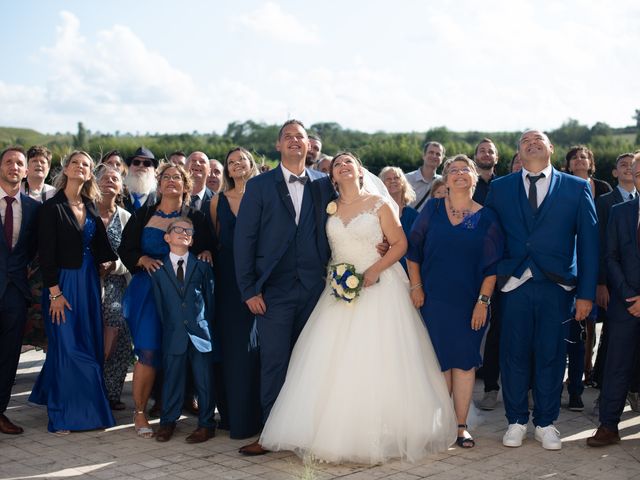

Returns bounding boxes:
[3,116,639,185]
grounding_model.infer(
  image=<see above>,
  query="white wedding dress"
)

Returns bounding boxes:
[260,199,457,464]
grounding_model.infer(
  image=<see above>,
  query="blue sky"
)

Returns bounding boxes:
[2,0,639,134]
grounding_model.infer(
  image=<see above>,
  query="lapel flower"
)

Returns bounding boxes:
[326,201,337,215]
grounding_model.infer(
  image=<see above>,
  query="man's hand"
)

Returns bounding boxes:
[246,294,266,315]
[574,298,593,321]
[596,284,609,310]
[376,238,390,257]
[626,295,640,317]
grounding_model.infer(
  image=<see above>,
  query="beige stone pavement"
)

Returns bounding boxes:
[1,350,640,480]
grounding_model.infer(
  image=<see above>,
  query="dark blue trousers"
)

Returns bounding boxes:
[257,278,324,423]
[599,301,640,430]
[0,284,28,413]
[161,343,215,429]
[500,280,573,427]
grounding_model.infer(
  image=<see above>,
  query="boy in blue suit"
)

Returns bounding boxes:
[150,217,216,443]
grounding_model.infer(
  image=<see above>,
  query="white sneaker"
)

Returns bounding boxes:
[535,425,562,450]
[503,423,527,447]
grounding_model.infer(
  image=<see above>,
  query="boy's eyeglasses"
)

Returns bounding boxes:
[169,226,194,236]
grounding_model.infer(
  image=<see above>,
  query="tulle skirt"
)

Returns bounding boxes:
[260,264,457,464]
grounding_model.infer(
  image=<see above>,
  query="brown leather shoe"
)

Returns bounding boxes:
[587,425,620,447]
[239,440,270,456]
[185,426,215,444]
[0,414,23,434]
[155,423,175,442]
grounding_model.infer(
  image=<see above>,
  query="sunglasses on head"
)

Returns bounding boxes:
[132,159,153,167]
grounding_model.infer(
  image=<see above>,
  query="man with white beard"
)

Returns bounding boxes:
[123,147,158,213]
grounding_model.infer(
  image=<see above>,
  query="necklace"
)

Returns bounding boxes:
[154,209,181,218]
[68,199,83,207]
[447,200,473,219]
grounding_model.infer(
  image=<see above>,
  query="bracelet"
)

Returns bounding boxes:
[49,292,63,301]
[410,283,423,291]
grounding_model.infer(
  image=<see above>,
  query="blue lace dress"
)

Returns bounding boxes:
[29,216,116,432]
[407,198,504,371]
[122,227,169,367]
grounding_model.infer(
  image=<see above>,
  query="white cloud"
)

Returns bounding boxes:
[235,2,320,45]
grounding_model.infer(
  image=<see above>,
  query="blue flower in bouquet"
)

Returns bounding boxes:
[329,262,364,303]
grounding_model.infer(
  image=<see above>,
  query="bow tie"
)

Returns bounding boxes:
[288,174,308,185]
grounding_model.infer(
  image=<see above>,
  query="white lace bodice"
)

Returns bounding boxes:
[326,201,385,273]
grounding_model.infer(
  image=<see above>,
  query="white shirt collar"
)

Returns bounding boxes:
[169,251,188,269]
[0,186,21,206]
[521,163,553,182]
[193,187,206,200]
[280,163,307,182]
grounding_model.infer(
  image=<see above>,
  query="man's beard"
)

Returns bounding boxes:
[124,169,157,194]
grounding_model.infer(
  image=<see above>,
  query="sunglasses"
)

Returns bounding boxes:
[169,226,194,236]
[131,159,153,167]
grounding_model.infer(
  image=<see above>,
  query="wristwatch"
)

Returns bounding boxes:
[477,294,491,306]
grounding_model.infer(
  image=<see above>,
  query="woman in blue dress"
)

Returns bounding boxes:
[407,155,504,449]
[209,147,261,439]
[30,151,117,434]
[119,163,213,438]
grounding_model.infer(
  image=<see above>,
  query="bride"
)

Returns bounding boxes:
[260,152,457,464]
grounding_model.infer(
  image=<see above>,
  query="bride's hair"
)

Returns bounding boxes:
[330,151,364,189]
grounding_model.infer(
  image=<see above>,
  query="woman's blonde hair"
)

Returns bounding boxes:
[53,150,101,201]
[378,166,416,205]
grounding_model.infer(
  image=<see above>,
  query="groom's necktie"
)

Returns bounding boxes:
[527,173,544,213]
[289,174,308,185]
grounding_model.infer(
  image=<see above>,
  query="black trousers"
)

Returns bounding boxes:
[0,284,28,413]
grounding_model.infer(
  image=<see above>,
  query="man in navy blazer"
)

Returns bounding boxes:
[592,153,637,391]
[234,120,335,455]
[150,218,216,444]
[588,156,640,447]
[485,130,598,450]
[0,146,40,434]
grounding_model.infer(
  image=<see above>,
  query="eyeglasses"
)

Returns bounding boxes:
[448,167,472,175]
[132,159,153,167]
[161,174,183,182]
[169,226,194,236]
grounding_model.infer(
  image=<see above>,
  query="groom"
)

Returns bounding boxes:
[234,120,336,455]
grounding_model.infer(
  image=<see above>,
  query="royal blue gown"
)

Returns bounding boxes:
[214,194,261,439]
[29,216,116,432]
[407,198,504,371]
[122,227,168,367]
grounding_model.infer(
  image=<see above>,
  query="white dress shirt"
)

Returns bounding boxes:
[0,186,22,249]
[281,164,307,225]
[617,185,637,202]
[169,251,188,277]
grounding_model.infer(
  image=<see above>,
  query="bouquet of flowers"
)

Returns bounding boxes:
[329,262,363,303]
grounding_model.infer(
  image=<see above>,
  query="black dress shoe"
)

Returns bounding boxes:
[155,423,175,442]
[110,400,126,411]
[568,395,584,412]
[0,414,23,434]
[587,425,620,447]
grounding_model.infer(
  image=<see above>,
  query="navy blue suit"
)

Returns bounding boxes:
[234,166,335,421]
[598,199,640,430]
[0,193,40,414]
[485,169,598,427]
[151,253,216,429]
